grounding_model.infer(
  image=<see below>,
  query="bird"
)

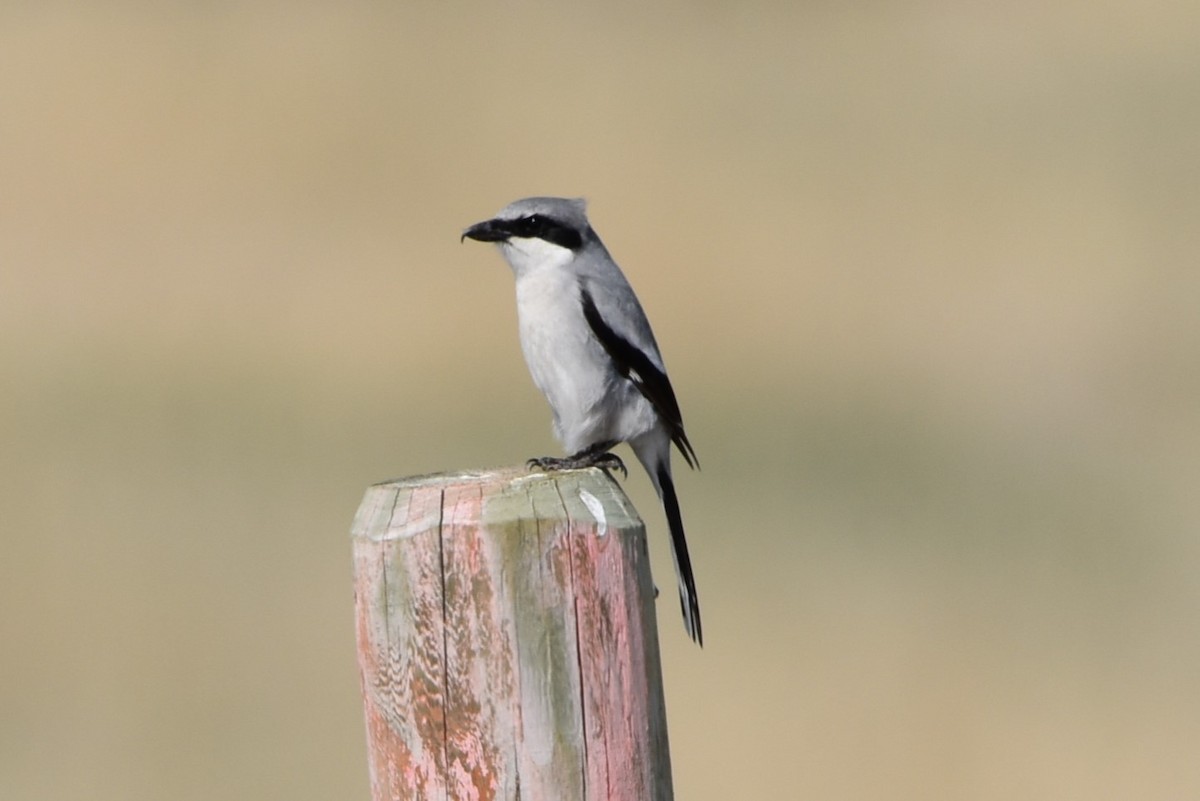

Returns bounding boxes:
[462,196,703,645]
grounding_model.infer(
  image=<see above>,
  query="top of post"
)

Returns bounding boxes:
[351,466,644,543]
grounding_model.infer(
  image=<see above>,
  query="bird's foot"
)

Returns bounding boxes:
[526,443,627,479]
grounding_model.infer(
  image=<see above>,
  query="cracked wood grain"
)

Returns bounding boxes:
[351,467,674,801]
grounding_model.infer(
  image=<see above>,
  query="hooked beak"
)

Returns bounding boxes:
[461,218,510,244]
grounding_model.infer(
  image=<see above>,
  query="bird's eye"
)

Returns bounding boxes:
[510,215,543,238]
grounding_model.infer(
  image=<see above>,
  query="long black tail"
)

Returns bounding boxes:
[657,465,702,646]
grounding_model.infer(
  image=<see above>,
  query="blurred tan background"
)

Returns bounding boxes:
[2,2,1198,799]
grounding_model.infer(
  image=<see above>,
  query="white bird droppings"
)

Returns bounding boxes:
[578,489,607,537]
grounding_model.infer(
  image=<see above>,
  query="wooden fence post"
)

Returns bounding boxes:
[351,466,674,801]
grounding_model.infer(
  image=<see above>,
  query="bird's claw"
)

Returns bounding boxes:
[525,452,628,480]
[525,456,560,472]
[592,452,628,479]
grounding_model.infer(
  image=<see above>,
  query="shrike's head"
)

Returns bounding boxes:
[462,197,594,275]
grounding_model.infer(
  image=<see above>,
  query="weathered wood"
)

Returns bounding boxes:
[351,467,674,801]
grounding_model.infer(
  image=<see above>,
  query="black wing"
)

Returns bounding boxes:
[580,285,699,469]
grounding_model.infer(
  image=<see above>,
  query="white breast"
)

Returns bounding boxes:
[506,240,657,453]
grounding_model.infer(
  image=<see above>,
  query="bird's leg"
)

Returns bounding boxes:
[526,440,628,479]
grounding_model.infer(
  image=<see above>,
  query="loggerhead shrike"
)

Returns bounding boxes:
[463,196,703,645]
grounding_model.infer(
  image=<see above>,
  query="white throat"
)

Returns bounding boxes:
[499,236,575,278]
